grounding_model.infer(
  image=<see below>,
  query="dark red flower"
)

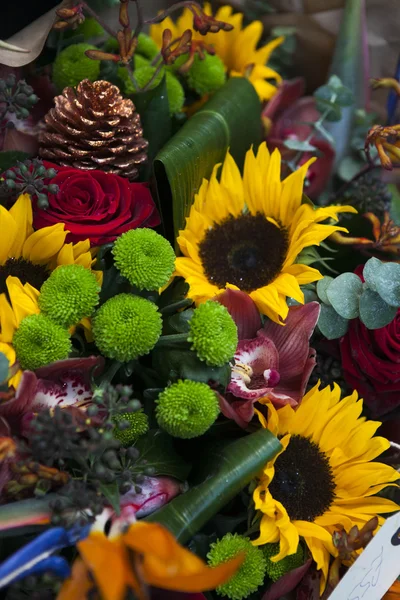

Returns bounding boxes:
[32,162,160,246]
[340,266,400,418]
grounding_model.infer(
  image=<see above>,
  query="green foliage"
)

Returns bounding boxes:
[0,151,31,172]
[135,429,191,481]
[316,257,400,338]
[0,353,9,385]
[314,75,354,123]
[154,77,261,239]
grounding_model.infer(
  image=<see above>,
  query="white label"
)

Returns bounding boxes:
[329,512,400,600]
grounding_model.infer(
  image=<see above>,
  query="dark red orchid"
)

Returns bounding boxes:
[263,78,335,199]
[0,356,104,433]
[220,302,320,428]
[214,287,262,340]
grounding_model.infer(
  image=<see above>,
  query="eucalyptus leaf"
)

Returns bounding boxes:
[145,428,281,543]
[359,289,398,329]
[363,257,383,292]
[316,277,334,305]
[154,77,261,240]
[283,139,317,152]
[318,304,349,339]
[337,155,364,182]
[135,429,191,481]
[0,353,9,384]
[326,273,363,319]
[375,263,400,307]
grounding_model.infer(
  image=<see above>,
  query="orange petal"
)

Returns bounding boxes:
[57,558,92,600]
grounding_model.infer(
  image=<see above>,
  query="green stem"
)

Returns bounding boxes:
[80,0,118,38]
[155,333,189,346]
[160,298,193,315]
[98,360,123,386]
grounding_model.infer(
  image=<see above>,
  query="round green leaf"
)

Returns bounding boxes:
[318,304,349,340]
[283,139,317,152]
[375,263,400,307]
[363,257,383,292]
[326,273,362,319]
[316,277,334,305]
[359,289,397,329]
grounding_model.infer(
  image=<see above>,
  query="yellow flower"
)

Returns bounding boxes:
[57,521,243,600]
[175,143,356,323]
[0,194,101,384]
[150,3,283,101]
[252,383,400,594]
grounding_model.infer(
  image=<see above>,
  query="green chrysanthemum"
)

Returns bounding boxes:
[117,55,149,91]
[188,300,238,367]
[136,33,159,60]
[13,314,72,371]
[74,17,104,39]
[38,264,100,328]
[262,542,304,582]
[113,410,149,446]
[156,380,219,439]
[112,228,176,291]
[208,534,267,600]
[52,43,100,91]
[186,52,226,96]
[125,65,184,114]
[92,294,162,362]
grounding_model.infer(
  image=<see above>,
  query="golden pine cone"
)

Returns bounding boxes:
[39,79,148,181]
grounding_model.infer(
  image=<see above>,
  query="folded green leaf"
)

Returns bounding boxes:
[326,273,362,319]
[135,429,191,481]
[318,304,349,340]
[375,263,400,307]
[154,77,261,240]
[359,289,397,329]
[363,257,382,292]
[144,428,280,543]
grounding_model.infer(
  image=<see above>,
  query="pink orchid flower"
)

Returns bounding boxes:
[0,357,104,432]
[220,302,320,428]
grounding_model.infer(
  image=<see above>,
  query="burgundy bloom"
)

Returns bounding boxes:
[32,162,160,245]
[0,356,104,432]
[263,78,335,199]
[214,287,262,340]
[220,302,320,428]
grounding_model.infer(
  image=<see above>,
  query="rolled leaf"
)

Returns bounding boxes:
[144,428,280,543]
[325,0,369,169]
[154,77,262,240]
[0,496,53,535]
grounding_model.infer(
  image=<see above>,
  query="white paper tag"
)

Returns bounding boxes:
[329,512,400,600]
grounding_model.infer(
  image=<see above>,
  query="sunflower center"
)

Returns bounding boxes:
[268,435,335,522]
[0,258,50,297]
[199,213,289,293]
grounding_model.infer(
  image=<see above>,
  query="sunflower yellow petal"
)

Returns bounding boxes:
[0,293,17,343]
[0,205,18,265]
[22,223,67,265]
[8,194,33,258]
[6,276,40,327]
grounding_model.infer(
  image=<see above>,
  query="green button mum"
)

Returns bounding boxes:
[207,534,267,600]
[92,294,162,362]
[156,379,219,439]
[188,300,238,366]
[52,43,100,92]
[113,409,149,447]
[262,541,304,582]
[13,314,72,371]
[113,228,176,291]
[186,52,226,96]
[38,264,100,329]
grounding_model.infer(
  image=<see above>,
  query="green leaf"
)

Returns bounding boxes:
[283,139,317,152]
[326,75,354,107]
[358,289,397,329]
[0,352,9,384]
[389,183,400,226]
[165,309,194,334]
[133,75,172,182]
[152,348,231,389]
[316,277,334,305]
[363,257,383,292]
[136,429,191,481]
[98,481,120,516]
[324,0,368,169]
[337,155,365,182]
[326,272,363,319]
[144,428,281,543]
[375,263,400,307]
[154,77,261,240]
[318,304,349,339]
[0,496,54,535]
[0,151,31,172]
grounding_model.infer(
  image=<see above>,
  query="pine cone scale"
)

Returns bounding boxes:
[39,79,148,181]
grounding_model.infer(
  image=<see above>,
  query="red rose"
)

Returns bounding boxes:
[33,162,160,245]
[340,266,400,417]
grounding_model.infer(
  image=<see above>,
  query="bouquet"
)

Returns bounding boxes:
[0,0,399,599]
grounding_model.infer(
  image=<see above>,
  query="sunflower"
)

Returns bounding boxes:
[252,383,400,594]
[150,3,283,101]
[175,143,356,323]
[0,194,101,385]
